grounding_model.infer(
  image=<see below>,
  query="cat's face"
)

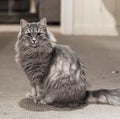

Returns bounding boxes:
[19,18,50,48]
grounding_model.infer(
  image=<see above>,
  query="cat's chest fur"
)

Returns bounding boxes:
[22,51,51,68]
[18,48,53,84]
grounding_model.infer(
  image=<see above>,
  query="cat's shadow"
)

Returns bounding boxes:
[18,98,88,112]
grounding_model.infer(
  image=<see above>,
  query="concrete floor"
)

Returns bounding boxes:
[0,33,120,119]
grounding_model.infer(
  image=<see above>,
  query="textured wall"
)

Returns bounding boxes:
[61,0,120,35]
[73,0,120,35]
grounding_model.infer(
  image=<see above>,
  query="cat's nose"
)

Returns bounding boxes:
[32,38,37,44]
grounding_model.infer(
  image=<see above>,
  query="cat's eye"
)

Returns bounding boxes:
[37,32,41,36]
[27,33,31,36]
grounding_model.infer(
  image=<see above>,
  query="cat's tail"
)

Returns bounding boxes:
[85,89,120,105]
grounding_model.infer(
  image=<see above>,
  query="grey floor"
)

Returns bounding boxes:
[0,33,120,119]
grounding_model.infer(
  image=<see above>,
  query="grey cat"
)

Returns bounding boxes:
[15,18,120,107]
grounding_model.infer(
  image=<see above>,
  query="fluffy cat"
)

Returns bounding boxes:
[15,18,120,107]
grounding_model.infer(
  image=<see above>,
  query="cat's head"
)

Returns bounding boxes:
[18,18,56,49]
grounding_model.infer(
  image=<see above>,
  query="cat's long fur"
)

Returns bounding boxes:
[15,18,120,107]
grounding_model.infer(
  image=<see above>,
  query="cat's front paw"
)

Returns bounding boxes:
[32,98,47,105]
[33,98,38,104]
[33,97,43,104]
[25,92,34,100]
[40,99,47,105]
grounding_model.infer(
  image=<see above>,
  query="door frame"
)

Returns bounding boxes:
[61,0,74,35]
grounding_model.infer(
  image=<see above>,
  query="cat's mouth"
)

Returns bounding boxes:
[31,44,39,48]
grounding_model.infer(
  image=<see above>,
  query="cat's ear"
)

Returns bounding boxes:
[38,18,47,26]
[20,19,29,28]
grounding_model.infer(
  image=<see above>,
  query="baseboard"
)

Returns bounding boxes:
[74,24,119,36]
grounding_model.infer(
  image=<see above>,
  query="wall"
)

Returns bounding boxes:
[61,0,74,35]
[61,0,120,36]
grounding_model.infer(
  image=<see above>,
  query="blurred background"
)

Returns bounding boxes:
[0,0,120,36]
[61,0,120,36]
[0,0,60,32]
[0,0,60,23]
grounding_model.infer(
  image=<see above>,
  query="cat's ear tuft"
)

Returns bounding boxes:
[38,18,47,26]
[20,19,29,28]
